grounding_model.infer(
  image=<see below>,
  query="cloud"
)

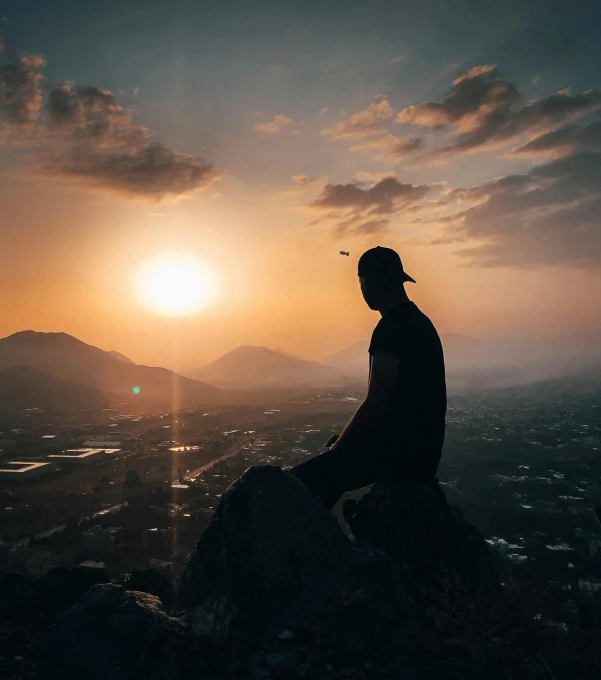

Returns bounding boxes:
[350,133,423,161]
[353,219,391,234]
[0,51,45,128]
[439,150,601,267]
[254,114,294,134]
[391,56,405,64]
[321,99,393,140]
[512,119,601,157]
[292,174,316,185]
[333,218,391,238]
[313,176,429,214]
[311,176,429,238]
[354,170,397,183]
[397,65,601,159]
[0,43,219,200]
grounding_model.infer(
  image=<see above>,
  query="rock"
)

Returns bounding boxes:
[125,569,173,609]
[39,583,183,680]
[345,481,500,595]
[33,566,111,626]
[178,465,352,646]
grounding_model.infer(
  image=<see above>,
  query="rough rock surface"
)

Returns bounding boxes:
[344,480,500,594]
[178,465,353,646]
[39,583,183,680]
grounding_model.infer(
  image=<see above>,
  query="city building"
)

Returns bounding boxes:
[47,448,120,465]
[0,461,53,481]
[82,439,122,448]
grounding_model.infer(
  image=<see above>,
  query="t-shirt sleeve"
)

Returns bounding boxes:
[368,317,403,357]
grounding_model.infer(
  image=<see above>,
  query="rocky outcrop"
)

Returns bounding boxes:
[39,583,183,680]
[178,465,354,646]
[34,465,508,679]
[344,480,500,595]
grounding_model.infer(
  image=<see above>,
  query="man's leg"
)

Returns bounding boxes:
[289,444,378,511]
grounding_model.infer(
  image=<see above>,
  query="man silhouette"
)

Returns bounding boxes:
[290,246,447,510]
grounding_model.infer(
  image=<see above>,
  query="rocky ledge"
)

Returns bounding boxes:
[31,465,547,679]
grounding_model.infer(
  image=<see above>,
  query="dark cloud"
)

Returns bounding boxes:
[0,52,44,128]
[321,100,393,140]
[512,119,601,157]
[398,65,601,158]
[41,143,218,199]
[314,176,429,214]
[0,43,219,200]
[441,151,601,267]
[311,176,429,239]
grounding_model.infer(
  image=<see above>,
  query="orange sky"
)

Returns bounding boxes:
[2,9,601,370]
[2,172,601,370]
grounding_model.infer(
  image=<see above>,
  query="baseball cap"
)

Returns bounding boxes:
[357,246,416,284]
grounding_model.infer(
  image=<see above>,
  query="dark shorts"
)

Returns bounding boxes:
[289,442,439,511]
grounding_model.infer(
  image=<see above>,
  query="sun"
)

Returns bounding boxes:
[135,253,218,316]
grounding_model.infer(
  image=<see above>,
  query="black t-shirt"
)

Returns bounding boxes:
[368,300,446,480]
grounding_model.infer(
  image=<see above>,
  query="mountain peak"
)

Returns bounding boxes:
[3,330,85,346]
[189,345,340,388]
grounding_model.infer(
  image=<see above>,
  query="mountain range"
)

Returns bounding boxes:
[0,366,115,411]
[321,331,601,388]
[1,327,600,412]
[0,331,220,411]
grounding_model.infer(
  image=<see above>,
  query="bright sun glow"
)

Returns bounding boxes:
[135,253,218,316]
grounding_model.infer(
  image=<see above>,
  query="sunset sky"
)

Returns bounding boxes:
[2,0,601,370]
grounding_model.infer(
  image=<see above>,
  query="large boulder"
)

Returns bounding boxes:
[39,583,183,680]
[344,481,500,595]
[178,465,353,646]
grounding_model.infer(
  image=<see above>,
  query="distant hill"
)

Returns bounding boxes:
[0,366,114,411]
[108,350,135,364]
[322,331,601,387]
[188,346,342,388]
[0,331,221,407]
[322,340,369,376]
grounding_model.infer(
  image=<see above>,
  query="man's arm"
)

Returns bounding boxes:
[328,350,399,452]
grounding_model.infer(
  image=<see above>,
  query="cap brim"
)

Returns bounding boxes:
[402,272,416,283]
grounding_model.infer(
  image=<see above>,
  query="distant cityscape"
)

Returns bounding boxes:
[1,375,601,636]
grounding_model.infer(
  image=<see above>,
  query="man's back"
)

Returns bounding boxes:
[368,300,446,480]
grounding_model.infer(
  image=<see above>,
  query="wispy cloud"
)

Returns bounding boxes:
[349,134,423,162]
[321,100,393,141]
[397,65,601,160]
[439,150,601,267]
[254,114,294,134]
[292,174,317,185]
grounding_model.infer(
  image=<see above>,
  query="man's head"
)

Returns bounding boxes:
[357,246,415,311]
